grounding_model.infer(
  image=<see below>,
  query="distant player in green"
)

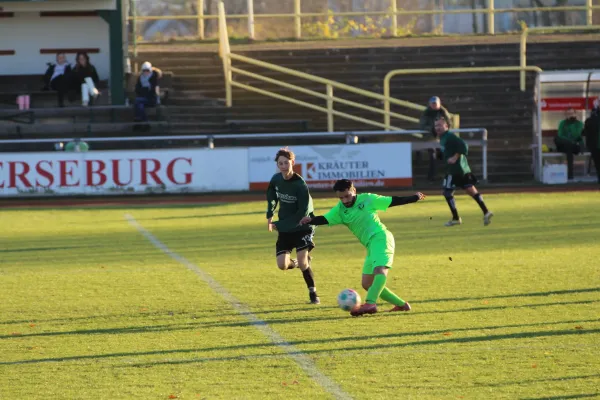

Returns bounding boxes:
[266,148,320,304]
[300,179,425,316]
[436,117,494,227]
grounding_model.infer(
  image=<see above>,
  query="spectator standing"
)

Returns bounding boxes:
[582,99,600,183]
[43,52,72,107]
[134,61,162,126]
[419,96,453,181]
[554,108,584,180]
[71,52,100,106]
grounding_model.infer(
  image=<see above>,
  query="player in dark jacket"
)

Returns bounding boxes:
[436,117,493,227]
[266,148,320,304]
[582,104,600,183]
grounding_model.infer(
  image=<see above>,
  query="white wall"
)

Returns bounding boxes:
[0,12,110,77]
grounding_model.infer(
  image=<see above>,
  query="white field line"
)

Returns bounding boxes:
[125,214,352,400]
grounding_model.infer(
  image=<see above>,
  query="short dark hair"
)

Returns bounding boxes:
[435,116,449,126]
[274,147,295,162]
[333,179,353,192]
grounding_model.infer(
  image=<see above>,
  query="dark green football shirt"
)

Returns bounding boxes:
[440,130,471,176]
[266,173,314,233]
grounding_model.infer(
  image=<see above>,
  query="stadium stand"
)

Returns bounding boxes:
[132,36,600,183]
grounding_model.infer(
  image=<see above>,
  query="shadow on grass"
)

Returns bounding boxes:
[0,313,351,340]
[3,320,598,366]
[480,373,600,388]
[119,327,600,368]
[415,287,600,304]
[0,305,334,326]
[521,394,600,400]
[414,299,599,316]
[2,299,598,335]
[0,245,89,254]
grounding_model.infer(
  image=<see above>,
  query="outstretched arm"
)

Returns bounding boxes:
[389,192,426,207]
[299,215,329,226]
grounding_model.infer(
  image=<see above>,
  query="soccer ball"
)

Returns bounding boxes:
[337,289,361,311]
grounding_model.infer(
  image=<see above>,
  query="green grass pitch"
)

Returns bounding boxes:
[1,192,599,399]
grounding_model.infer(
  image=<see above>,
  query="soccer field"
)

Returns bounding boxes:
[1,192,599,400]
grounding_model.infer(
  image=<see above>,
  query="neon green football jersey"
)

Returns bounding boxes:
[323,193,392,247]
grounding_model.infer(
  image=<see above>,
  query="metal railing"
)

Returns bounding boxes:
[217,2,426,137]
[128,0,600,46]
[0,128,488,181]
[383,66,544,130]
[520,24,600,92]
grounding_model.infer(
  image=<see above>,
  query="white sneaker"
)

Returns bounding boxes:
[484,212,494,226]
[445,218,462,227]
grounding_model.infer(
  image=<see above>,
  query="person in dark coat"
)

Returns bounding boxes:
[419,96,453,181]
[71,52,100,106]
[134,61,162,123]
[43,53,72,107]
[582,99,600,183]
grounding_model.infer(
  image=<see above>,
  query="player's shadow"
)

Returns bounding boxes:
[413,287,600,304]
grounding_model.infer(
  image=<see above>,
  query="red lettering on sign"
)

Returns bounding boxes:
[111,159,135,186]
[85,160,107,186]
[9,161,32,188]
[35,160,54,187]
[59,160,79,187]
[140,159,163,185]
[166,158,192,185]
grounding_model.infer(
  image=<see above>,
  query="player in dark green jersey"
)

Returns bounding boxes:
[300,179,426,316]
[266,148,320,304]
[436,117,494,227]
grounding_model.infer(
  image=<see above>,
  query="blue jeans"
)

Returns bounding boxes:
[134,97,156,122]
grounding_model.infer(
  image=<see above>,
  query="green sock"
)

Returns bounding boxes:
[379,287,406,307]
[366,274,387,304]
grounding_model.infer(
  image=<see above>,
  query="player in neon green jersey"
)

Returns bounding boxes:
[300,179,426,316]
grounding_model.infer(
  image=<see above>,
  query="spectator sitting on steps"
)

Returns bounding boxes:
[43,52,72,107]
[134,61,162,131]
[582,99,600,184]
[71,52,100,107]
[554,107,584,181]
[419,96,453,181]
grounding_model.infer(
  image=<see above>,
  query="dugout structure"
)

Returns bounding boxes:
[533,69,600,182]
[0,0,126,105]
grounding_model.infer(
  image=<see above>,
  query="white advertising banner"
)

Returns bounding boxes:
[0,148,248,196]
[248,143,412,190]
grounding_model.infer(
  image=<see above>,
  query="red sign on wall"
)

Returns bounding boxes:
[541,97,597,111]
